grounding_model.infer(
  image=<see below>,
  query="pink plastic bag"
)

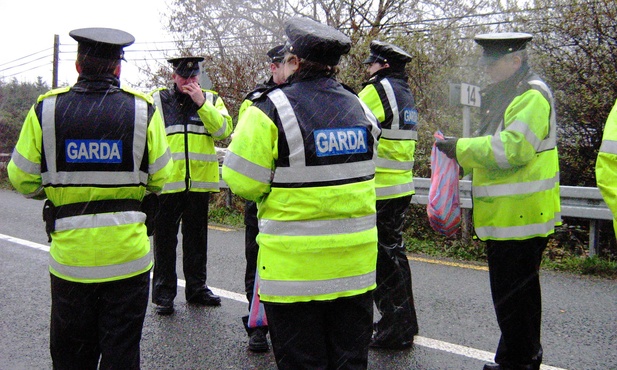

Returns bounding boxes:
[247,273,268,328]
[427,131,461,237]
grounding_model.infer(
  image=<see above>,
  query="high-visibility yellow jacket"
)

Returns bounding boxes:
[456,71,561,241]
[151,86,232,193]
[359,70,417,200]
[595,99,617,235]
[223,75,381,303]
[8,79,172,283]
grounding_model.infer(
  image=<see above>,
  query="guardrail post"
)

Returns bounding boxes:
[589,220,600,257]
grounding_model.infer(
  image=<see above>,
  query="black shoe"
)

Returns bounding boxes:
[483,363,534,370]
[369,333,413,350]
[248,329,269,353]
[155,304,174,315]
[188,290,221,306]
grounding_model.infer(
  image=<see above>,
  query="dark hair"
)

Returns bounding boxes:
[76,53,120,75]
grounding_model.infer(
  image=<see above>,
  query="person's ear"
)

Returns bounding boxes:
[75,61,82,74]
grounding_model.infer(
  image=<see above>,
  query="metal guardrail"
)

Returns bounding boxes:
[219,170,613,256]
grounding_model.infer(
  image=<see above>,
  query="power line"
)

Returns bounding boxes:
[0,47,52,68]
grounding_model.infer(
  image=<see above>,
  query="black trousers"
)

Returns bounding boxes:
[373,195,419,342]
[264,292,373,370]
[487,237,546,369]
[50,271,150,370]
[152,191,210,305]
[242,200,268,333]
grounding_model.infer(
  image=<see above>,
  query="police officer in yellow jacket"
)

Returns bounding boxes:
[358,40,419,350]
[223,17,380,369]
[150,57,232,315]
[596,100,617,236]
[8,27,172,369]
[437,33,560,370]
[240,44,285,353]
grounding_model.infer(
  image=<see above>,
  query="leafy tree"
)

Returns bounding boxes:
[0,77,49,154]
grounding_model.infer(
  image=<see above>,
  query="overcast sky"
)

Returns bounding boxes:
[0,0,174,87]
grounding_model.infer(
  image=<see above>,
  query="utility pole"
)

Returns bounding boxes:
[52,34,59,88]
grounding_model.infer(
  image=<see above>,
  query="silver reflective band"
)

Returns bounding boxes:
[152,91,165,126]
[491,134,511,170]
[223,151,272,185]
[376,182,415,197]
[49,253,151,280]
[188,152,218,162]
[163,181,186,191]
[267,89,306,167]
[381,129,417,140]
[272,161,374,184]
[260,214,376,237]
[11,148,40,175]
[375,157,414,171]
[166,126,185,135]
[259,271,375,297]
[600,140,617,155]
[211,119,228,137]
[473,174,559,198]
[191,181,219,189]
[475,217,559,239]
[380,79,400,129]
[149,147,172,174]
[55,211,146,232]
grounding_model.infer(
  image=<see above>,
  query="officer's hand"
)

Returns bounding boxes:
[436,137,458,159]
[182,82,206,106]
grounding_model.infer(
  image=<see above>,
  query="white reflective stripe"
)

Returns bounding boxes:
[187,124,207,135]
[528,79,557,152]
[150,147,172,174]
[11,148,40,175]
[272,161,374,183]
[166,125,185,135]
[171,152,185,161]
[163,181,186,191]
[42,171,149,186]
[505,120,556,152]
[42,95,58,174]
[260,214,375,236]
[375,157,414,171]
[49,253,151,280]
[211,119,228,137]
[473,174,559,197]
[260,271,375,297]
[40,95,149,186]
[55,211,146,231]
[188,152,218,162]
[356,96,382,147]
[475,218,558,239]
[152,91,165,126]
[268,89,306,167]
[490,134,511,169]
[600,140,617,155]
[224,151,273,184]
[376,182,415,197]
[380,79,399,129]
[205,91,215,105]
[132,98,148,173]
[191,181,219,189]
[381,128,417,140]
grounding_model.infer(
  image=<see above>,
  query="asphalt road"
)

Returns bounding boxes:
[0,188,615,369]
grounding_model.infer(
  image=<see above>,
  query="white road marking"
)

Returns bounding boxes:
[0,232,567,370]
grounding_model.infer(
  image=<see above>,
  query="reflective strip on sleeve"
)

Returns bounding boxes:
[149,147,172,174]
[472,174,559,198]
[211,119,228,137]
[259,214,375,236]
[49,253,151,280]
[11,148,40,175]
[223,151,272,184]
[600,140,617,155]
[260,271,375,297]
